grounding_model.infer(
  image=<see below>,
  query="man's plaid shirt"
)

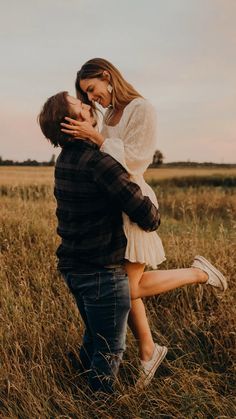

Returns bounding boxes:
[54,140,160,272]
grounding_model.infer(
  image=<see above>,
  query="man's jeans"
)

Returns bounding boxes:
[63,266,131,393]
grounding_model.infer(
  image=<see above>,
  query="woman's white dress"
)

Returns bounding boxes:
[100,98,166,268]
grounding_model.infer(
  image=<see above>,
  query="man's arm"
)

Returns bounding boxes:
[93,153,160,232]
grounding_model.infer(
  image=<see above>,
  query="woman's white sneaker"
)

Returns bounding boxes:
[135,344,167,389]
[192,255,227,291]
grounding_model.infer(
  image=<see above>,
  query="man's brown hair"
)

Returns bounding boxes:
[38,91,72,147]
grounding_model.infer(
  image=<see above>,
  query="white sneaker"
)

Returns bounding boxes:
[192,255,227,291]
[135,344,167,389]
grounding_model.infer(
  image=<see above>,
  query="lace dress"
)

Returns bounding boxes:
[100,98,166,268]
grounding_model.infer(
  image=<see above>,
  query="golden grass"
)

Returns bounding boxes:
[0,167,236,418]
[1,165,236,185]
[145,166,236,181]
[0,167,54,185]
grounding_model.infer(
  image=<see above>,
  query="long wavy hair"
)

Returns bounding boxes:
[75,58,143,123]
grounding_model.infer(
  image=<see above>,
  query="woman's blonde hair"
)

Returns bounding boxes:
[75,58,143,122]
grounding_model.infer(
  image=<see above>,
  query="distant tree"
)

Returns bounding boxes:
[21,159,39,166]
[151,150,164,167]
[2,159,14,166]
[49,154,56,166]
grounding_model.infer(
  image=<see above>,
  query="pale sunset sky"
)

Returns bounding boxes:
[0,0,235,163]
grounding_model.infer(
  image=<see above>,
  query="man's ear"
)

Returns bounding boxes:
[102,71,111,81]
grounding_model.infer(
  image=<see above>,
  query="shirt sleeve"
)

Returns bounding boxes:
[93,152,160,232]
[100,99,157,176]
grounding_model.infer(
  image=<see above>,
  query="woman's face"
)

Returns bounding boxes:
[67,95,92,122]
[80,77,112,108]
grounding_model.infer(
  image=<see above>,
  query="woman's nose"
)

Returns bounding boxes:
[87,92,94,101]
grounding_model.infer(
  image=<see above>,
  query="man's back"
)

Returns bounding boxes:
[55,140,160,272]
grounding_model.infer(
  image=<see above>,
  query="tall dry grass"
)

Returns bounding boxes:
[0,168,235,418]
[1,165,236,185]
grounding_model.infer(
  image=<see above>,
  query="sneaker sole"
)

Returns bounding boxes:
[194,255,227,291]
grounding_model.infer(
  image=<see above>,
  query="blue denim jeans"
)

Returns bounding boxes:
[63,266,131,393]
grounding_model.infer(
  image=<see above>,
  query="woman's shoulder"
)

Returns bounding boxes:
[102,98,155,128]
[125,97,154,112]
[123,97,156,123]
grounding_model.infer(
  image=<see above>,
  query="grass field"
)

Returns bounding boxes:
[145,166,236,182]
[0,166,235,418]
[1,166,236,184]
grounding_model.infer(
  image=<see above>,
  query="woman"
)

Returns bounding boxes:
[61,58,227,387]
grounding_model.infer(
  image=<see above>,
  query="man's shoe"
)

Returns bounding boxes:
[135,344,167,389]
[192,255,227,291]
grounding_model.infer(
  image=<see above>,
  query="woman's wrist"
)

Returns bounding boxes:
[93,132,105,147]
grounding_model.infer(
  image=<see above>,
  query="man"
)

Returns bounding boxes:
[38,91,160,394]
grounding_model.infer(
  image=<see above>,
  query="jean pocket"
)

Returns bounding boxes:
[67,272,100,301]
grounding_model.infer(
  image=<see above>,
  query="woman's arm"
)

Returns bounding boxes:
[61,99,157,176]
[100,99,157,176]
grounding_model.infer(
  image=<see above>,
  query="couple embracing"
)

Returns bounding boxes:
[39,58,227,395]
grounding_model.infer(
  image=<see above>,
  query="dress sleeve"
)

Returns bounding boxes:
[100,99,157,176]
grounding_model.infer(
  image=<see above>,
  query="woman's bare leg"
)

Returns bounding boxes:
[125,261,207,361]
[125,263,164,362]
[126,262,208,300]
[128,298,155,361]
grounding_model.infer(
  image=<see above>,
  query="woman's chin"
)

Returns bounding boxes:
[98,99,110,109]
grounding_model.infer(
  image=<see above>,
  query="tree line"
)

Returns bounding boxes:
[0,155,56,166]
[0,151,235,168]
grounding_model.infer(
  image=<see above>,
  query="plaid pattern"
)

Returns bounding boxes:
[54,141,160,272]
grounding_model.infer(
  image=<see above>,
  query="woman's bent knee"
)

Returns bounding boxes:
[125,262,144,300]
[130,286,140,300]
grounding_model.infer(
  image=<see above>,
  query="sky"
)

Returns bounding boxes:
[0,0,235,163]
